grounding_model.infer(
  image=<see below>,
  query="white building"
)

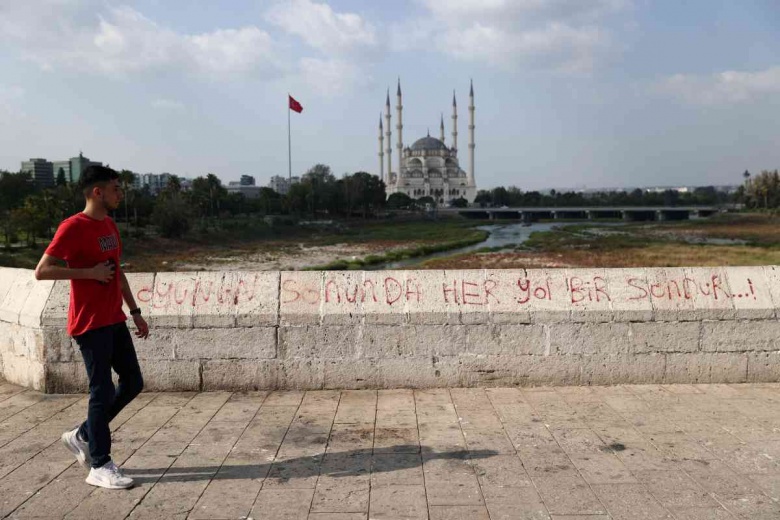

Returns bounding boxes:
[268,175,300,195]
[380,79,477,204]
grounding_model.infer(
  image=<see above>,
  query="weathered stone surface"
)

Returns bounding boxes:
[665,353,747,384]
[549,322,630,355]
[174,327,276,359]
[608,267,654,322]
[685,267,736,320]
[566,268,613,323]
[146,271,197,328]
[726,266,776,319]
[280,325,359,359]
[3,266,780,391]
[140,359,201,391]
[647,267,696,322]
[701,319,780,352]
[437,269,490,325]
[0,271,38,325]
[580,353,666,385]
[40,279,69,327]
[747,352,780,382]
[465,324,546,356]
[201,359,277,390]
[630,321,700,354]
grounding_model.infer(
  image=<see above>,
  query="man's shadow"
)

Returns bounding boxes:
[125,446,498,484]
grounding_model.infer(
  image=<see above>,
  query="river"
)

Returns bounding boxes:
[378,221,562,269]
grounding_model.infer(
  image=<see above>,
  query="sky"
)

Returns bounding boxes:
[0,0,778,191]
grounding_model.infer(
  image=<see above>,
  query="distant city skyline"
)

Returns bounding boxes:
[1,1,778,190]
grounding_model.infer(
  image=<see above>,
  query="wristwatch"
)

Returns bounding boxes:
[130,308,142,316]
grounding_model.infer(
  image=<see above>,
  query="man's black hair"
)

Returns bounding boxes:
[79,165,119,194]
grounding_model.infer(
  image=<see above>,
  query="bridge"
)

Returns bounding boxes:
[447,206,721,222]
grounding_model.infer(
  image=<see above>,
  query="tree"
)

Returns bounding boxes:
[55,168,67,187]
[189,174,227,220]
[451,197,469,208]
[474,190,492,208]
[491,187,509,207]
[301,164,336,216]
[118,169,135,231]
[417,196,435,207]
[342,171,385,218]
[152,195,192,238]
[256,187,281,215]
[286,182,311,215]
[387,192,413,209]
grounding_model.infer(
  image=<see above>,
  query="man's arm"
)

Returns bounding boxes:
[121,271,149,339]
[120,271,139,311]
[34,254,113,282]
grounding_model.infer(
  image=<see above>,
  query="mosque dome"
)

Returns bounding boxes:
[410,136,448,152]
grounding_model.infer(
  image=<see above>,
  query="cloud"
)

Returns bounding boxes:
[266,0,377,54]
[394,0,630,72]
[0,86,25,119]
[654,66,780,105]
[298,57,371,97]
[0,3,279,78]
[151,98,186,112]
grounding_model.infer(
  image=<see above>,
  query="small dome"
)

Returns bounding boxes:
[410,136,448,151]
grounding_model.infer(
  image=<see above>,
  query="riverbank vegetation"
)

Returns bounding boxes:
[419,214,780,269]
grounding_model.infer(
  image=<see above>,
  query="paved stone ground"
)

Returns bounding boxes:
[1,381,780,519]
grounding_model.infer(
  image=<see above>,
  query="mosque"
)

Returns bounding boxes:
[379,80,477,204]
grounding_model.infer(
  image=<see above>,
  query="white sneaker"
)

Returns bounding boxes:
[61,427,91,468]
[85,461,134,489]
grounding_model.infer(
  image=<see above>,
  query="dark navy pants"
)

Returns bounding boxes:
[74,322,144,468]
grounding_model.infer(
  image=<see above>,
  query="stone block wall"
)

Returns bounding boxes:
[1,266,779,392]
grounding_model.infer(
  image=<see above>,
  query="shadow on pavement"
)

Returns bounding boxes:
[124,445,498,484]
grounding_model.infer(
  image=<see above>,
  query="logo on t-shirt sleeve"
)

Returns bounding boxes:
[98,234,119,252]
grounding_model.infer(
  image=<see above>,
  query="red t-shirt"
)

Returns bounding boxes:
[45,213,126,337]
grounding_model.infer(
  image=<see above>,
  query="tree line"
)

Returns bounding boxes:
[0,164,389,243]
[471,172,778,209]
[1,165,777,246]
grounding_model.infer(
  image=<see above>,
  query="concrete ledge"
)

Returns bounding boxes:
[1,266,778,392]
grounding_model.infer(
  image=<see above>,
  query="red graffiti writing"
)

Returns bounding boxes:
[516,278,552,304]
[283,276,423,306]
[626,274,740,301]
[136,275,259,308]
[568,276,611,304]
[442,279,500,306]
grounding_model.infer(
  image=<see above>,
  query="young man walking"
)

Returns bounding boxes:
[35,165,149,490]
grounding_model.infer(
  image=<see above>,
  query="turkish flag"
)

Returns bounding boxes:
[289,95,303,113]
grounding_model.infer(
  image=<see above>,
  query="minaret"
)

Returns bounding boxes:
[451,91,458,155]
[378,114,384,183]
[440,113,445,142]
[385,89,392,182]
[468,80,475,187]
[396,79,403,181]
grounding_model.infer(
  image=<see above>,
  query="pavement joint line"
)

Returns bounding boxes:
[571,387,696,518]
[123,391,234,519]
[68,391,201,519]
[578,385,778,518]
[451,388,494,519]
[412,389,431,519]
[0,385,30,404]
[2,383,780,519]
[0,390,44,422]
[308,390,344,516]
[5,391,160,519]
[0,395,89,475]
[0,394,83,449]
[525,386,612,517]
[187,390,271,519]
[484,387,554,519]
[248,390,311,514]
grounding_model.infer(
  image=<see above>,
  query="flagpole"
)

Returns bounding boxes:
[287,95,292,182]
